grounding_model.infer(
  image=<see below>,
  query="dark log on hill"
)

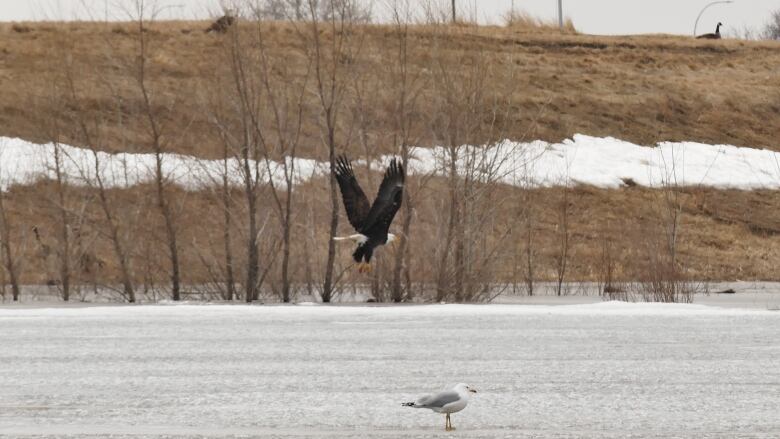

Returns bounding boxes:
[206,15,235,34]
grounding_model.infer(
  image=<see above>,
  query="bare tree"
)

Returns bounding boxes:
[62,63,137,303]
[296,0,364,302]
[222,19,266,302]
[220,142,237,301]
[254,22,309,303]
[35,85,75,301]
[40,141,75,301]
[513,176,536,296]
[256,0,372,23]
[763,9,780,40]
[129,2,183,301]
[553,174,572,297]
[427,26,520,302]
[0,186,21,302]
[208,7,303,302]
[386,0,424,303]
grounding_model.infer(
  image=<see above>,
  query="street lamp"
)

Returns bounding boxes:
[693,1,733,36]
[558,0,563,28]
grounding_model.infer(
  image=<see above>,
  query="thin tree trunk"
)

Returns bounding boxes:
[96,173,136,303]
[244,146,259,303]
[52,143,71,301]
[135,16,181,302]
[322,145,339,303]
[64,65,135,303]
[0,192,21,302]
[389,9,416,303]
[222,155,235,301]
[555,187,570,297]
[154,154,181,301]
[280,208,292,302]
[436,152,459,302]
[391,154,411,302]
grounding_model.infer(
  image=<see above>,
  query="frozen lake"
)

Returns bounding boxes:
[1,303,779,438]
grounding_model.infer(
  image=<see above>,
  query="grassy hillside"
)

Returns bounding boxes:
[1,21,779,157]
[1,20,779,301]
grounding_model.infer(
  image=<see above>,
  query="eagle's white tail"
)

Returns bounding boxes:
[333,233,369,244]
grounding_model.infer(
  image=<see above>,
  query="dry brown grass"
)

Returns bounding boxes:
[4,178,780,292]
[1,20,779,158]
[502,10,576,34]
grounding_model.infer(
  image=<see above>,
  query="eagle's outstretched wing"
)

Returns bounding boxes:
[360,158,404,236]
[334,155,371,231]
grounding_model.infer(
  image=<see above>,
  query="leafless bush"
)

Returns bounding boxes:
[502,9,576,32]
[627,237,704,304]
[596,222,627,300]
[427,39,522,302]
[763,9,780,40]
[623,152,700,303]
[252,0,372,23]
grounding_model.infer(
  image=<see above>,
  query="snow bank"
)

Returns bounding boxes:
[0,137,327,190]
[1,301,774,318]
[2,135,779,190]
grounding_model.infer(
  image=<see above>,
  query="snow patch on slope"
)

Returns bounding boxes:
[1,135,778,190]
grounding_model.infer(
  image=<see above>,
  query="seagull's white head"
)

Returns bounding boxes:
[455,383,478,394]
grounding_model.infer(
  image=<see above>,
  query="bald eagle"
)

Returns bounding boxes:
[333,155,404,273]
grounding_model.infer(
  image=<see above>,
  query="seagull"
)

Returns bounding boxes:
[402,383,477,431]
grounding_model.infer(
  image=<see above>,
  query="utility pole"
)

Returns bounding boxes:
[558,0,563,28]
[451,0,456,23]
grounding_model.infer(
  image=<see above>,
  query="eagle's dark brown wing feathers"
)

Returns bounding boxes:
[334,155,371,231]
[360,159,404,236]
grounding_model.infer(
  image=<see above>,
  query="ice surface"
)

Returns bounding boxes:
[2,135,779,191]
[1,303,778,438]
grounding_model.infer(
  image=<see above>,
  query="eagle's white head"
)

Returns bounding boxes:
[386,233,398,244]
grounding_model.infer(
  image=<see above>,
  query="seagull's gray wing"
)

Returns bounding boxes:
[417,390,460,408]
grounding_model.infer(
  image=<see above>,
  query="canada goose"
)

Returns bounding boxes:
[697,22,723,39]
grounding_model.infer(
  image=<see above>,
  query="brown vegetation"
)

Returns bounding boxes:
[0,16,779,302]
[3,180,780,300]
[1,20,779,157]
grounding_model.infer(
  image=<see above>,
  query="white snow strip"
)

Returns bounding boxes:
[0,137,327,191]
[1,134,779,190]
[0,302,775,317]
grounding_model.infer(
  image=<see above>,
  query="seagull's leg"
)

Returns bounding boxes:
[449,414,455,431]
[445,413,450,431]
